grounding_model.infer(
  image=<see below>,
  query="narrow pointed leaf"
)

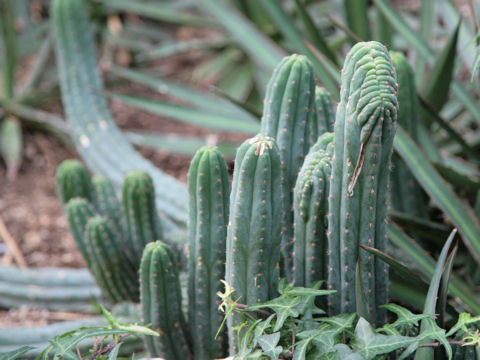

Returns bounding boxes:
[344,0,370,41]
[355,260,371,324]
[393,126,480,263]
[0,117,23,180]
[438,242,458,328]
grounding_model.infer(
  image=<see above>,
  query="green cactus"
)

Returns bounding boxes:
[122,170,162,269]
[65,198,96,267]
[260,54,317,280]
[327,41,398,324]
[313,86,336,138]
[140,241,191,359]
[92,175,125,232]
[56,160,95,206]
[187,146,229,360]
[293,132,334,288]
[389,51,426,218]
[84,216,139,303]
[226,134,282,350]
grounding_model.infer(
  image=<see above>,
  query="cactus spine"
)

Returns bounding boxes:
[293,132,334,287]
[313,86,336,138]
[260,54,317,280]
[56,159,95,206]
[140,241,191,359]
[85,216,138,302]
[226,135,282,350]
[327,41,398,324]
[188,146,229,360]
[389,51,426,218]
[123,170,162,269]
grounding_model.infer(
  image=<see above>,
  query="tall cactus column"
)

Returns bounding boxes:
[260,54,317,280]
[188,146,229,360]
[327,41,398,324]
[226,134,282,352]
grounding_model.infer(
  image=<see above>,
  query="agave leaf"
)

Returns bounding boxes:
[0,0,16,99]
[393,126,480,264]
[412,230,456,360]
[434,162,480,193]
[438,242,458,328]
[355,260,371,324]
[373,0,480,125]
[422,20,460,112]
[343,0,370,41]
[416,0,435,86]
[387,223,480,314]
[199,0,285,71]
[0,117,22,180]
[257,0,339,97]
[0,346,35,360]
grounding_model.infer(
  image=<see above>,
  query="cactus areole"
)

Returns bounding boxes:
[327,41,398,324]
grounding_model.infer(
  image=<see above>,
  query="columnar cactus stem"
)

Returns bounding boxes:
[389,51,426,218]
[187,146,229,360]
[66,198,96,267]
[123,170,162,269]
[140,241,191,359]
[260,54,316,280]
[92,175,125,233]
[293,132,334,287]
[327,41,398,324]
[313,86,336,138]
[85,216,139,303]
[226,134,282,351]
[56,160,95,206]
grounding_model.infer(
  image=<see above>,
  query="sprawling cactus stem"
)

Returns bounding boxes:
[123,170,162,269]
[85,216,139,303]
[56,159,95,206]
[187,146,229,360]
[389,51,425,217]
[140,241,191,359]
[327,41,398,324]
[260,54,316,280]
[66,198,96,267]
[226,134,282,351]
[314,86,336,137]
[293,132,334,287]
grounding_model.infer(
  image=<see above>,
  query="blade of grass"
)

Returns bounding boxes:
[394,126,480,263]
[373,0,480,126]
[387,223,480,314]
[199,0,285,71]
[257,0,340,98]
[109,92,260,134]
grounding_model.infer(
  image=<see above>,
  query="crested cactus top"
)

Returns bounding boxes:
[340,41,398,143]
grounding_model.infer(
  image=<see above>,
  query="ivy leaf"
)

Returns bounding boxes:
[257,332,282,360]
[352,318,417,359]
[447,313,480,337]
[246,297,302,331]
[318,313,357,335]
[381,304,431,329]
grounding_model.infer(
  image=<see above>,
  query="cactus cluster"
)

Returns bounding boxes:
[56,160,165,303]
[56,40,399,358]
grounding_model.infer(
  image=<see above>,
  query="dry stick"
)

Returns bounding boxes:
[0,217,26,267]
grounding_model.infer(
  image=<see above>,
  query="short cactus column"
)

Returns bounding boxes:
[187,146,229,360]
[226,134,283,352]
[293,132,334,287]
[56,159,95,206]
[327,41,398,324]
[313,86,336,137]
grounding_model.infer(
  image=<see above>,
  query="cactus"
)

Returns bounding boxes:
[56,160,95,206]
[226,134,282,351]
[92,175,125,232]
[187,146,229,360]
[140,241,191,359]
[260,54,317,280]
[389,51,426,218]
[84,216,139,303]
[327,41,398,324]
[123,170,163,270]
[293,132,334,287]
[65,198,96,267]
[313,86,336,138]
